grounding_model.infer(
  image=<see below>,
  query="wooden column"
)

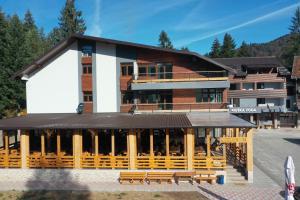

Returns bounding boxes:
[46,130,51,154]
[95,131,99,155]
[137,129,141,154]
[206,128,211,157]
[184,129,187,156]
[186,128,194,170]
[128,129,136,169]
[111,130,115,156]
[57,130,61,155]
[246,129,254,183]
[4,131,9,167]
[20,130,29,168]
[41,132,45,156]
[73,129,82,169]
[150,129,154,156]
[166,129,170,156]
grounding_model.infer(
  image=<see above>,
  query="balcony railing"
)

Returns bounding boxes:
[121,102,228,113]
[133,71,228,83]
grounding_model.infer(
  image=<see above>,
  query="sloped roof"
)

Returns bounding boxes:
[292,56,300,79]
[0,112,255,130]
[15,34,236,78]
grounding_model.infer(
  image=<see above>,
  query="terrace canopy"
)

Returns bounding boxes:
[0,112,255,130]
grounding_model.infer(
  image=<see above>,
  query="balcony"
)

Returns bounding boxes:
[228,89,287,99]
[131,71,229,90]
[120,103,228,113]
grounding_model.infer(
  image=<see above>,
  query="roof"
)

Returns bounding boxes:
[214,56,284,69]
[0,112,255,130]
[214,56,289,76]
[186,112,255,128]
[292,56,300,78]
[15,34,236,78]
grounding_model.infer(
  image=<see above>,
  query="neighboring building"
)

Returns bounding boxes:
[0,35,255,183]
[292,56,300,126]
[215,57,291,128]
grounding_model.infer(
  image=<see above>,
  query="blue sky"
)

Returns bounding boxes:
[0,0,299,54]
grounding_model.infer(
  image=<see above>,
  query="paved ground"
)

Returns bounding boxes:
[253,128,300,188]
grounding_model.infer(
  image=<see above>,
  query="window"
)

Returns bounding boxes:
[121,63,134,76]
[82,45,93,57]
[257,98,265,105]
[148,65,156,76]
[287,86,295,96]
[122,92,134,104]
[196,89,223,103]
[83,65,92,74]
[257,83,264,89]
[138,66,147,76]
[286,99,291,109]
[83,92,93,102]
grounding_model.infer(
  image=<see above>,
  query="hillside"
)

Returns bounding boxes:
[246,34,292,57]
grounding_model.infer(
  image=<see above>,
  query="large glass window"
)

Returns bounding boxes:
[83,91,93,102]
[196,89,223,103]
[122,92,134,104]
[121,63,133,76]
[83,65,92,74]
[138,66,147,76]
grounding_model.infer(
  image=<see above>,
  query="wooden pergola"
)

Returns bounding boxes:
[0,112,255,181]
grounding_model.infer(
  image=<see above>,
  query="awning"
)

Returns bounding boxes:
[0,112,255,130]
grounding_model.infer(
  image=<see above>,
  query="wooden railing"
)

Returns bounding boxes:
[27,155,74,168]
[227,145,246,168]
[81,155,129,169]
[0,153,21,168]
[193,156,226,170]
[121,102,227,113]
[136,156,187,169]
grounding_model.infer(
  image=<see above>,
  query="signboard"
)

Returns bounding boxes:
[220,137,248,143]
[229,107,261,114]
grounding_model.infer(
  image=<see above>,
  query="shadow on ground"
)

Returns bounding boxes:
[283,138,300,145]
[197,185,229,200]
[17,169,90,200]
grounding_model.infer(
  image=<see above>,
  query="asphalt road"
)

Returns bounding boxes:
[253,128,300,187]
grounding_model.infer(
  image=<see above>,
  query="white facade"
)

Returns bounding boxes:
[26,41,80,113]
[95,42,118,112]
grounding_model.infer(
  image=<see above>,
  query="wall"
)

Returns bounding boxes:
[26,41,80,113]
[96,42,117,112]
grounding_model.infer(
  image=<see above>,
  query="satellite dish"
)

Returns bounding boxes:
[76,103,84,114]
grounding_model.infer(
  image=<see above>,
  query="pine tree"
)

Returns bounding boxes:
[289,7,300,34]
[221,33,236,58]
[209,38,221,58]
[236,41,250,57]
[158,30,173,49]
[23,10,35,32]
[58,0,86,39]
[282,7,300,67]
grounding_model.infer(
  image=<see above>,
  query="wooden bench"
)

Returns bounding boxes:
[119,172,147,184]
[194,170,217,184]
[146,172,174,184]
[174,171,196,184]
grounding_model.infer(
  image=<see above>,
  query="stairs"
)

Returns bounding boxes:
[226,165,248,184]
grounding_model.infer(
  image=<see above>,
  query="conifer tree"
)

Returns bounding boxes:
[209,38,221,58]
[158,30,173,49]
[289,7,300,34]
[221,33,236,58]
[236,41,250,57]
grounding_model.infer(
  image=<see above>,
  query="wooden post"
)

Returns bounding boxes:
[57,130,61,155]
[150,129,154,156]
[166,129,170,156]
[20,130,29,168]
[186,128,194,170]
[73,129,82,169]
[95,131,99,155]
[4,131,9,168]
[41,132,45,156]
[206,128,211,157]
[46,130,51,154]
[184,129,187,156]
[111,130,115,156]
[128,129,136,169]
[137,129,141,154]
[246,129,254,183]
